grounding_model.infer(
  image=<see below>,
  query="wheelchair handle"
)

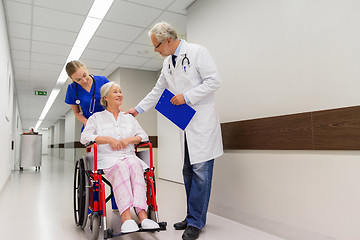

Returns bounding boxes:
[85,141,96,147]
[86,141,98,171]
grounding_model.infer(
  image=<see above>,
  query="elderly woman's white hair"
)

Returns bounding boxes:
[148,21,178,42]
[100,81,121,107]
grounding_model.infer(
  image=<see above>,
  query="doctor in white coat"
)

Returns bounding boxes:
[126,21,223,240]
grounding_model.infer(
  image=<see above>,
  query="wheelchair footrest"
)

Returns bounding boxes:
[104,229,113,239]
[158,221,167,231]
[103,222,167,239]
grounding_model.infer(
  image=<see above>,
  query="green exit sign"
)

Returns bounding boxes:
[35,90,47,96]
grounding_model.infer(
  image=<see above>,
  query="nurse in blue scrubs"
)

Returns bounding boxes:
[65,60,109,131]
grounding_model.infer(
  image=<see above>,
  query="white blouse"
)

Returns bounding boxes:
[80,110,149,169]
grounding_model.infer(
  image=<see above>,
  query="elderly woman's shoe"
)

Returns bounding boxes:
[141,219,160,230]
[121,219,139,233]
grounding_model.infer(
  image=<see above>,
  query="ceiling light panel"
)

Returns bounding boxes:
[87,0,113,19]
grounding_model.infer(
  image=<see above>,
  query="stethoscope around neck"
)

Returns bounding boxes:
[75,75,96,114]
[168,54,190,74]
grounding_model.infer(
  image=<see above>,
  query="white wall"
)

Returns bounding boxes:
[53,119,65,159]
[37,129,48,155]
[49,126,54,156]
[184,0,360,240]
[65,109,79,162]
[11,92,22,170]
[0,0,18,192]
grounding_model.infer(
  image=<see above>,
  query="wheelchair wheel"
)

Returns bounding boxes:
[90,214,101,240]
[73,158,89,229]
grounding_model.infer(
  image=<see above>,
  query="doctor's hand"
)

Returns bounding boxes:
[125,108,139,117]
[170,94,185,105]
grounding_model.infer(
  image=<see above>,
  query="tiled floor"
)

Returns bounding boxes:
[0,155,284,240]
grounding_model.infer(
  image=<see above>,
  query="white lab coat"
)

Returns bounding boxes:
[138,41,223,165]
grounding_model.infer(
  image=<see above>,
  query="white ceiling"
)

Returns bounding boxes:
[3,0,195,130]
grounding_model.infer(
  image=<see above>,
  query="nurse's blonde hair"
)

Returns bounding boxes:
[65,60,85,79]
[148,21,178,42]
[100,82,121,107]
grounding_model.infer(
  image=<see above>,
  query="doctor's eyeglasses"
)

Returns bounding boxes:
[154,40,164,49]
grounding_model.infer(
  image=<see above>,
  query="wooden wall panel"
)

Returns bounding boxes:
[312,106,360,150]
[221,105,360,150]
[222,113,313,150]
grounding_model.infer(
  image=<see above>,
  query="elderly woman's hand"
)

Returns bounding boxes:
[118,139,130,149]
[109,138,121,150]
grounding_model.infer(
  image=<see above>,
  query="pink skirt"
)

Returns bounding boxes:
[103,155,146,215]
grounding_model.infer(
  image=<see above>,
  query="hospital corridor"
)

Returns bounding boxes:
[0,155,284,240]
[1,0,360,240]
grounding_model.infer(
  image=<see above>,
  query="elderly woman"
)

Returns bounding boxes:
[80,82,159,233]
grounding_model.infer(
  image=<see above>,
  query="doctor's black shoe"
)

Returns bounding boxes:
[182,226,201,240]
[173,219,187,230]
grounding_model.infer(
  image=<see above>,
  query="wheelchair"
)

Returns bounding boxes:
[73,141,167,240]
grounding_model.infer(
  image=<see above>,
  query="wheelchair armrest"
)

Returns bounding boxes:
[136,141,152,148]
[85,141,96,148]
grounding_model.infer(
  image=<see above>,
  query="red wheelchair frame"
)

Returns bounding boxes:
[73,141,166,240]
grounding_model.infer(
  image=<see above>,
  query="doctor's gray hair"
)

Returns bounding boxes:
[100,82,121,107]
[148,21,178,42]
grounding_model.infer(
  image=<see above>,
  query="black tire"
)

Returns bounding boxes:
[90,214,101,240]
[147,177,158,221]
[73,158,89,229]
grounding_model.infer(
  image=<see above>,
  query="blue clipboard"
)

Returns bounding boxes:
[155,89,196,130]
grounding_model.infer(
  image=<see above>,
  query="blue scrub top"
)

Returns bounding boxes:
[65,75,109,121]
